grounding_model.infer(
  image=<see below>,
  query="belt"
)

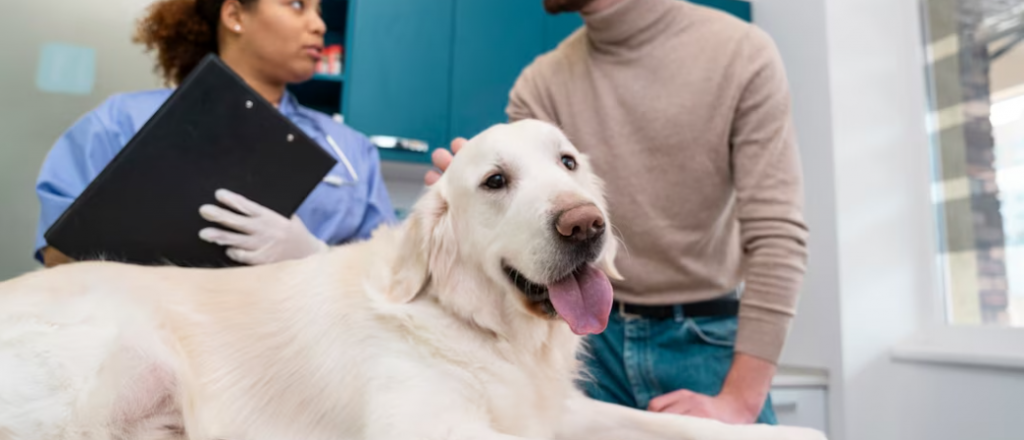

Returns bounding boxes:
[613,295,739,320]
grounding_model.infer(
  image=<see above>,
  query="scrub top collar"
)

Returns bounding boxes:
[277,89,361,187]
[277,89,300,119]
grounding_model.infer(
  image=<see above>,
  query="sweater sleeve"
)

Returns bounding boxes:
[730,26,809,363]
[506,60,557,124]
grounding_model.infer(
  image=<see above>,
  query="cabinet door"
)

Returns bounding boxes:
[770,388,829,435]
[689,0,752,21]
[542,13,583,52]
[343,0,454,162]
[448,3,585,141]
[448,1,545,141]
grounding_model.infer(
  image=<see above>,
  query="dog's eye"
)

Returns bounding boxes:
[484,174,507,190]
[561,155,577,171]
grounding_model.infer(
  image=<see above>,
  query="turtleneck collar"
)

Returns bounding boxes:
[582,0,679,52]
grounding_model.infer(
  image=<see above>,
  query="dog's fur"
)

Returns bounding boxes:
[0,120,826,440]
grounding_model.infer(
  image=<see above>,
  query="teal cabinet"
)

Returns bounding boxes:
[449,2,544,142]
[342,0,455,163]
[543,13,584,52]
[289,0,750,164]
[691,0,751,21]
[448,4,585,141]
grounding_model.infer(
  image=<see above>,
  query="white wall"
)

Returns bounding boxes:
[825,0,938,437]
[754,0,1024,439]
[829,0,1024,438]
[748,1,846,437]
[0,0,161,281]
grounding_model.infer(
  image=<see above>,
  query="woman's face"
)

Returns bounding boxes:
[235,0,326,84]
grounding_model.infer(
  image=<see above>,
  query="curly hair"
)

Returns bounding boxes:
[133,0,258,86]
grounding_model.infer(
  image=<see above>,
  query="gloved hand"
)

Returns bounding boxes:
[198,189,328,265]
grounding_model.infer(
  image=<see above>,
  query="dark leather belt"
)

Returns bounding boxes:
[613,295,739,320]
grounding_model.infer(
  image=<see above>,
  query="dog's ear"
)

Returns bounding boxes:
[386,187,453,303]
[599,227,624,281]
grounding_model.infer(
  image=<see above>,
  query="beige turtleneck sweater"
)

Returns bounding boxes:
[506,0,808,363]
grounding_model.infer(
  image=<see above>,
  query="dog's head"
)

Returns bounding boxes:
[387,119,621,336]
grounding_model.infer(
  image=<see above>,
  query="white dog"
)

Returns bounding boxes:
[0,119,826,440]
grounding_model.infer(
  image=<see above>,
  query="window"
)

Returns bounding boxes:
[922,0,1024,327]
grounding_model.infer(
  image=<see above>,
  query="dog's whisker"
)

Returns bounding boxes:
[610,224,631,258]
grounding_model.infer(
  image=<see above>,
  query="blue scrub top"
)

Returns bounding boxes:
[34,88,396,263]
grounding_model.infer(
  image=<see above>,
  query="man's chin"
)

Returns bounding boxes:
[543,0,598,14]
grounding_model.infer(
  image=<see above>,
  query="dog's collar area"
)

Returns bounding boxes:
[503,264,557,318]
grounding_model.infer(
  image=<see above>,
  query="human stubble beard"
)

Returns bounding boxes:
[543,0,599,14]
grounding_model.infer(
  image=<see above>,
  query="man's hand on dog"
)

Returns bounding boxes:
[649,353,774,424]
[198,189,328,265]
[648,388,760,425]
[425,137,466,185]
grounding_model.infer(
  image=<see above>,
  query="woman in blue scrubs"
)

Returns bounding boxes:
[35,0,394,267]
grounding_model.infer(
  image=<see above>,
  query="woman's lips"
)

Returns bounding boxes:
[304,46,323,60]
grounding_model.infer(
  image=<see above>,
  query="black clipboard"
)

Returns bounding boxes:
[44,54,338,267]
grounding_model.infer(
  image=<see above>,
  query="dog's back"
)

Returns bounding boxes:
[0,227,408,439]
[0,263,190,439]
[0,224,553,440]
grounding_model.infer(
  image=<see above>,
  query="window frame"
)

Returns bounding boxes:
[892,0,1024,370]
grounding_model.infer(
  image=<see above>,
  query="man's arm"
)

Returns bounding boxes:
[729,25,809,365]
[648,353,775,423]
[719,353,777,418]
[650,26,808,424]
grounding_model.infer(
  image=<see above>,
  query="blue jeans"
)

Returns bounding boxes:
[577,307,777,424]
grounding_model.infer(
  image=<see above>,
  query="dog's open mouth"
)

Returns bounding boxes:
[502,262,614,335]
[504,264,563,318]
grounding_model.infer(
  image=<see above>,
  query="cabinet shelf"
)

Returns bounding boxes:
[311,73,345,83]
[377,148,432,165]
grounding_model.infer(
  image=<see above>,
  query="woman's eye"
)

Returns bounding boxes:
[484,174,507,190]
[289,0,304,11]
[561,155,577,171]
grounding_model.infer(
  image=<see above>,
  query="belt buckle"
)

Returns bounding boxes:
[617,301,642,320]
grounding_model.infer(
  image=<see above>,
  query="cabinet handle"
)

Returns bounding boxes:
[370,135,429,153]
[772,400,798,412]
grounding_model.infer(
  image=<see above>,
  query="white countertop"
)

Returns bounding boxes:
[772,365,829,388]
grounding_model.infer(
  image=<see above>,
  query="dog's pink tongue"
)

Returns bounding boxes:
[547,265,613,335]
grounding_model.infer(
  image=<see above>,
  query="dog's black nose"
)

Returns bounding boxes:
[556,204,605,243]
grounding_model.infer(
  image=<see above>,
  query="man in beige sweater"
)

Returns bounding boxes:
[427,0,807,425]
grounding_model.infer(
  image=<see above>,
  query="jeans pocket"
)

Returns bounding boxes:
[686,316,738,347]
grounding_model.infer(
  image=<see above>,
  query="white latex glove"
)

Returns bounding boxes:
[198,189,328,265]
